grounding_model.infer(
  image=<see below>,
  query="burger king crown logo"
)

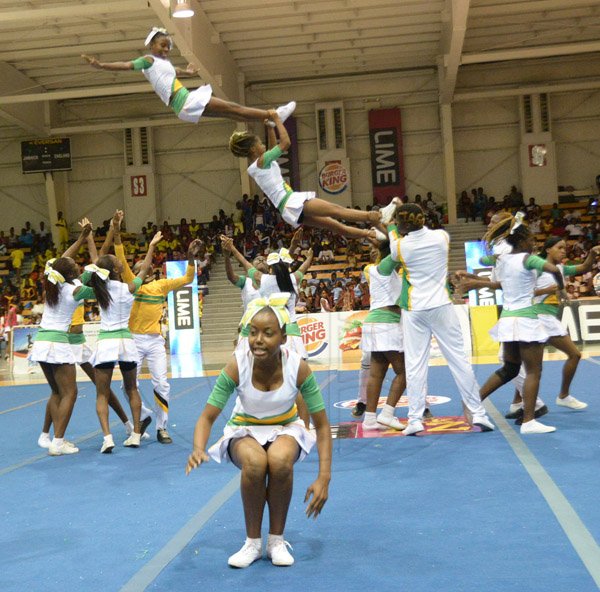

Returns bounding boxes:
[298,317,328,357]
[319,161,348,195]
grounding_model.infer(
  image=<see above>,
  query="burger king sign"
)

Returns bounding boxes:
[298,316,329,357]
[319,160,348,195]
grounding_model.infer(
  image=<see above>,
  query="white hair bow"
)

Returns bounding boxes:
[144,27,171,48]
[266,248,293,266]
[239,293,291,328]
[85,264,110,281]
[510,211,526,235]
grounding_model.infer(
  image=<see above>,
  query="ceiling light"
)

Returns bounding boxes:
[173,0,194,18]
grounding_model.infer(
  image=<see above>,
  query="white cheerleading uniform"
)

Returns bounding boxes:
[208,348,316,463]
[360,258,403,353]
[140,55,212,123]
[89,279,140,366]
[532,263,574,338]
[30,282,90,365]
[389,226,489,422]
[247,147,315,228]
[235,276,261,352]
[488,253,548,343]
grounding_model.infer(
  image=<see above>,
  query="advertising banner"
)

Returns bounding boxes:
[296,306,472,366]
[166,260,200,356]
[368,109,405,205]
[464,240,503,306]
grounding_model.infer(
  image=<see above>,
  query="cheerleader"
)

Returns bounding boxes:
[360,241,406,431]
[478,214,566,434]
[186,296,332,568]
[83,27,295,127]
[229,111,399,238]
[86,231,162,453]
[222,237,313,359]
[532,238,600,409]
[30,224,96,456]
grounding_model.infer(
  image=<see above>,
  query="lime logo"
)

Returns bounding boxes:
[298,316,328,357]
[319,161,348,195]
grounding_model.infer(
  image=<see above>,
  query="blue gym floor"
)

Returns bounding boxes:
[1,359,600,591]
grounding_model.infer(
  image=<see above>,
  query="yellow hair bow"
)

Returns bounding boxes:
[44,258,57,275]
[85,263,110,281]
[266,248,293,266]
[45,269,65,285]
[239,293,291,328]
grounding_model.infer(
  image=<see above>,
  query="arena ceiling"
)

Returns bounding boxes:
[1,0,600,134]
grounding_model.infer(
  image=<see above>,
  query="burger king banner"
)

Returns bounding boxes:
[317,156,352,207]
[296,307,472,366]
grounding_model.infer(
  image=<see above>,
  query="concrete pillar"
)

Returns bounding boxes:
[440,103,457,223]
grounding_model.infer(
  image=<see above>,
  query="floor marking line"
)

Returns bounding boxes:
[0,397,49,415]
[584,356,600,367]
[0,381,205,478]
[119,473,240,592]
[486,400,600,587]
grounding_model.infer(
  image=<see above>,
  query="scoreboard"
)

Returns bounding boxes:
[21,138,71,174]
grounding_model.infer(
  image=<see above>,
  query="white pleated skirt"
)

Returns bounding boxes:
[361,322,404,352]
[538,313,567,338]
[489,317,549,343]
[281,191,315,228]
[208,420,316,464]
[89,338,139,366]
[30,341,76,365]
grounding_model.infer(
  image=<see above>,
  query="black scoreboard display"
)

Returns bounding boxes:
[21,138,72,174]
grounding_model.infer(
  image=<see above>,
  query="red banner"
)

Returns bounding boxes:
[368,109,405,206]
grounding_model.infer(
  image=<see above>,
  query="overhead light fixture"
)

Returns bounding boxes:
[173,0,194,18]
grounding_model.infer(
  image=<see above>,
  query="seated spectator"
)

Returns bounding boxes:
[319,289,333,312]
[565,218,584,237]
[10,247,25,279]
[317,242,335,263]
[332,281,343,306]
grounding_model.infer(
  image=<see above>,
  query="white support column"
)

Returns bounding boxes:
[440,103,457,224]
[45,171,70,249]
[236,74,251,197]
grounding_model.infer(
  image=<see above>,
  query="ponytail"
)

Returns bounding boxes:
[271,261,296,294]
[229,131,259,158]
[89,255,114,310]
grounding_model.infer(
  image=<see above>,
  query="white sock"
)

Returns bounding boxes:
[380,404,395,418]
[40,431,50,438]
[103,434,113,442]
[363,411,377,425]
[509,403,523,412]
[535,398,545,410]
[124,420,133,432]
[267,534,283,546]
[52,437,64,447]
[246,537,262,548]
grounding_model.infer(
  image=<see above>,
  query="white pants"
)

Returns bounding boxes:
[133,333,170,430]
[402,304,486,421]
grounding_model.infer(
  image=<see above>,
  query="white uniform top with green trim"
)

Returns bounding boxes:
[364,257,402,310]
[139,55,175,106]
[391,227,451,311]
[39,282,86,332]
[247,147,293,214]
[259,273,299,322]
[240,276,260,311]
[99,279,141,331]
[533,263,576,316]
[493,253,546,314]
[227,347,301,427]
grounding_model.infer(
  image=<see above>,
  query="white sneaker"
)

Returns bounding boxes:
[379,197,401,225]
[48,441,80,456]
[266,101,296,127]
[228,539,262,568]
[38,433,52,449]
[267,538,294,566]
[473,415,495,432]
[123,432,141,447]
[556,395,588,410]
[362,419,382,431]
[101,435,115,454]
[520,419,556,434]
[376,413,406,431]
[141,432,151,440]
[402,420,424,436]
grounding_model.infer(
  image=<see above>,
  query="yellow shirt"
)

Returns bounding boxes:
[115,244,195,335]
